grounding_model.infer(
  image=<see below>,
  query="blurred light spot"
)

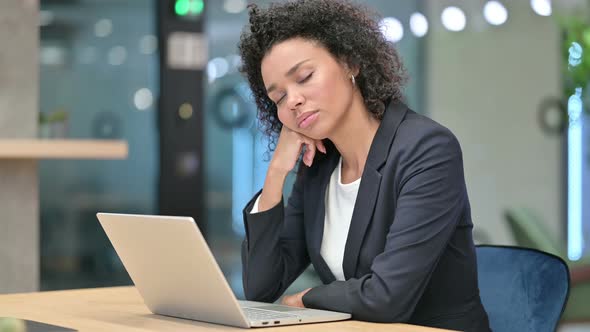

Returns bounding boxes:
[226,54,242,72]
[224,0,247,14]
[207,57,229,82]
[441,6,466,32]
[569,42,583,67]
[531,0,552,16]
[134,88,154,111]
[179,103,194,120]
[379,17,404,43]
[177,152,199,177]
[40,46,66,66]
[409,12,428,37]
[484,1,508,26]
[567,87,583,261]
[95,19,113,38]
[175,0,204,16]
[108,46,127,66]
[175,0,190,16]
[140,35,158,55]
[207,64,217,83]
[39,10,54,27]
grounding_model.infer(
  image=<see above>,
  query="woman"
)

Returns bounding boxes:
[238,1,491,331]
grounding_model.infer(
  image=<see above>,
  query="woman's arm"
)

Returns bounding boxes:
[241,124,325,302]
[241,167,311,303]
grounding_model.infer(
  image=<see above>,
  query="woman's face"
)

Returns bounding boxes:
[261,38,356,140]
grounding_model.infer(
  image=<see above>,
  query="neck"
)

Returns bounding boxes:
[329,93,381,179]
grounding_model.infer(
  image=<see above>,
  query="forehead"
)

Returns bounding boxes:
[260,38,336,83]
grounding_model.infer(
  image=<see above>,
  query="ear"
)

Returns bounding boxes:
[339,58,360,77]
[349,65,360,77]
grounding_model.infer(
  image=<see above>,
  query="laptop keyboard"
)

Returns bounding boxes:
[243,307,298,320]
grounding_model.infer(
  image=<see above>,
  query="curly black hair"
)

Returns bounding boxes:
[238,0,407,150]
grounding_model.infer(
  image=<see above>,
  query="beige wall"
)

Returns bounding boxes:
[425,0,563,245]
[0,0,39,293]
[0,0,38,137]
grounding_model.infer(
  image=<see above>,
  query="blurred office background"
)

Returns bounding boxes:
[1,0,590,329]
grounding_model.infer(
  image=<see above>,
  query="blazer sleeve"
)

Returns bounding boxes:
[302,127,467,322]
[241,168,310,302]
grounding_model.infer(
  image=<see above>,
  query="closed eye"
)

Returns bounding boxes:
[275,72,313,105]
[299,72,313,83]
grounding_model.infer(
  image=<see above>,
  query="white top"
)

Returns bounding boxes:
[250,157,360,281]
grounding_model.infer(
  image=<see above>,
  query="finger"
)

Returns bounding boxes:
[303,139,316,167]
[316,140,326,154]
[297,140,308,167]
[296,289,308,302]
[283,295,294,307]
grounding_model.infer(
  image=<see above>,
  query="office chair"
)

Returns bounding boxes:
[505,207,590,321]
[476,245,569,332]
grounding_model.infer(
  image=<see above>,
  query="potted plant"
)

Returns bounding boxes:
[39,108,69,138]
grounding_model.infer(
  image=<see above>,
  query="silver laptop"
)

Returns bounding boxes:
[96,213,351,328]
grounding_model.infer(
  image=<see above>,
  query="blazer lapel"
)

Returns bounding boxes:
[342,101,408,279]
[307,151,339,283]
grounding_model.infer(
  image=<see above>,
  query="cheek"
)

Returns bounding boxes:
[276,108,293,128]
[276,108,286,123]
[308,74,341,104]
[277,108,304,133]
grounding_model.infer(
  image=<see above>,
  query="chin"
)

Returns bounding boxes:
[293,119,330,140]
[310,121,333,140]
[303,128,329,141]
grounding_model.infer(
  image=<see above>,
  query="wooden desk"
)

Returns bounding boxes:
[0,139,128,159]
[0,287,454,331]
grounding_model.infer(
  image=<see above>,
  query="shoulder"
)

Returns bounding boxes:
[393,109,462,160]
[396,110,459,148]
[380,109,465,183]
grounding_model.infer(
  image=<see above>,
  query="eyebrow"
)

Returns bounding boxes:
[266,59,311,94]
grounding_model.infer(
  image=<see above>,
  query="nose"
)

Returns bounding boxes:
[286,89,305,112]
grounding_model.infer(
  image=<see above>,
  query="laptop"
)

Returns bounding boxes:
[96,213,351,328]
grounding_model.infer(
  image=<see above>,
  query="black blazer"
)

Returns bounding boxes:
[241,101,491,332]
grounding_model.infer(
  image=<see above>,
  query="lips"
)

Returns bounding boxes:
[296,110,319,129]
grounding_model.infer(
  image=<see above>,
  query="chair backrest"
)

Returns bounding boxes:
[504,207,562,256]
[476,245,569,332]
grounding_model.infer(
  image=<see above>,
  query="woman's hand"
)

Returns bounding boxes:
[281,288,312,308]
[258,126,325,212]
[270,126,326,174]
